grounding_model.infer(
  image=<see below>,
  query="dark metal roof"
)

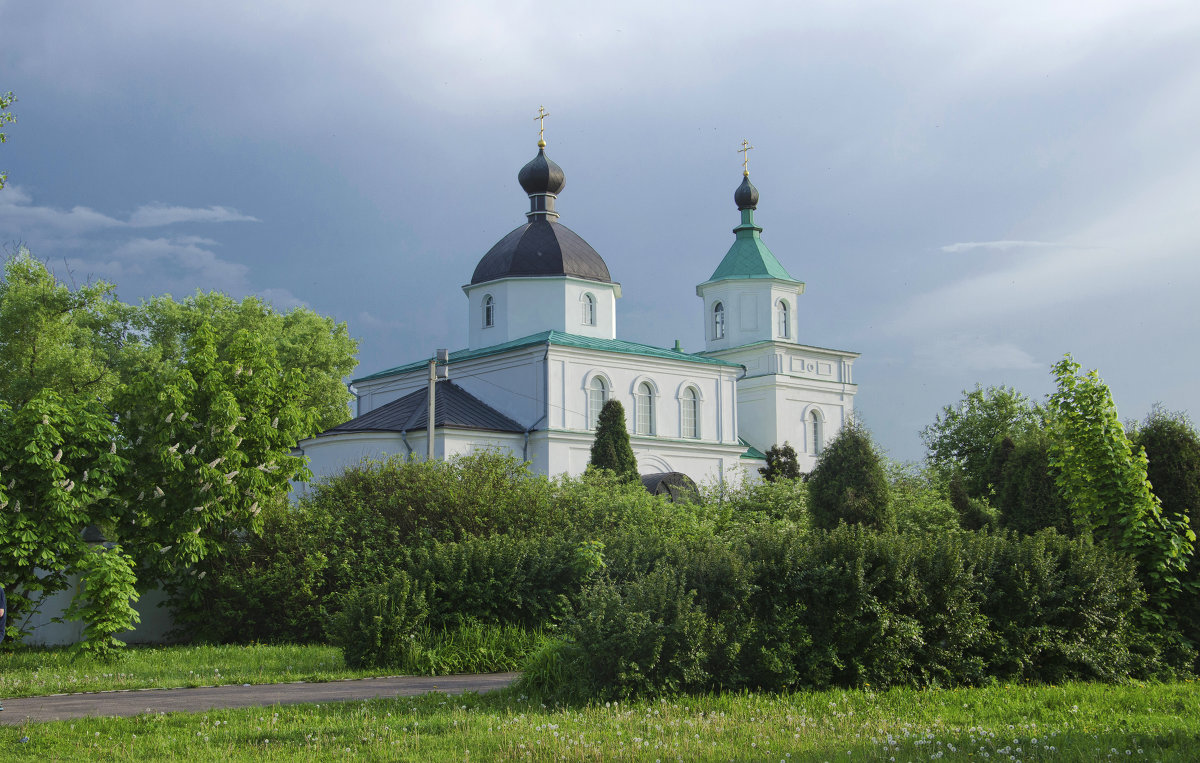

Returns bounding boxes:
[518,148,566,195]
[470,218,612,285]
[318,381,524,436]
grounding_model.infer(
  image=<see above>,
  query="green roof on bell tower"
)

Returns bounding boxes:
[700,172,802,286]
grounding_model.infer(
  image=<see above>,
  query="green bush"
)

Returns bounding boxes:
[329,571,428,669]
[808,418,893,531]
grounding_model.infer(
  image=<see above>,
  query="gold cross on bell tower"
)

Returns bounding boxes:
[738,139,755,176]
[534,106,550,148]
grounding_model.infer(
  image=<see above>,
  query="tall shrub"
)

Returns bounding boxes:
[1047,355,1194,617]
[589,399,638,481]
[807,418,892,531]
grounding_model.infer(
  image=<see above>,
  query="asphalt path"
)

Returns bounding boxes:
[0,672,519,725]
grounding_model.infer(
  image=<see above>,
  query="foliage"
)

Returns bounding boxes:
[0,251,122,408]
[1047,355,1195,616]
[706,473,808,527]
[0,391,125,640]
[531,524,1156,700]
[989,431,1074,536]
[394,622,552,676]
[947,474,999,531]
[588,398,638,481]
[122,292,357,432]
[110,316,314,613]
[759,442,800,482]
[807,418,893,531]
[329,571,428,669]
[922,385,1042,498]
[63,544,141,657]
[887,461,966,535]
[0,90,14,189]
[1131,406,1200,655]
[0,254,358,646]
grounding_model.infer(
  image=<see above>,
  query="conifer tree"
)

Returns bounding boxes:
[589,398,638,481]
[759,442,801,482]
[807,418,892,531]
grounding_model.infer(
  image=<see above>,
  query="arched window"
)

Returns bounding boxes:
[483,294,495,328]
[810,410,822,454]
[581,293,596,326]
[635,381,655,436]
[712,302,725,339]
[681,387,699,439]
[777,299,789,339]
[587,377,608,430]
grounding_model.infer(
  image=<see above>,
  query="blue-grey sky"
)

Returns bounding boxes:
[3,0,1198,461]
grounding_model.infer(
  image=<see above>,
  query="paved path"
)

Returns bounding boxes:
[0,672,519,725]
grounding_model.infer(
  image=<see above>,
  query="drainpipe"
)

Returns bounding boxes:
[400,430,413,457]
[522,345,551,462]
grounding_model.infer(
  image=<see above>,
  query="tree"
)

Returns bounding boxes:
[989,431,1074,536]
[0,252,360,643]
[759,442,801,482]
[589,399,638,481]
[1047,355,1194,616]
[1,90,15,189]
[807,418,892,531]
[921,385,1041,498]
[1130,406,1200,648]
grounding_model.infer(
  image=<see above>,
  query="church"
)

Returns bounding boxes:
[296,127,859,491]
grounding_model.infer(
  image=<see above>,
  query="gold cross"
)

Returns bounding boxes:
[738,139,755,176]
[534,106,550,147]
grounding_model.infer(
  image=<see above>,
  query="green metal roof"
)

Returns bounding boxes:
[354,330,740,383]
[702,209,801,286]
[739,437,767,460]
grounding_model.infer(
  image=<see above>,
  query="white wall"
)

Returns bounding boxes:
[697,278,806,353]
[463,276,621,349]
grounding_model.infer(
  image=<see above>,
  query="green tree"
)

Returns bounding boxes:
[989,431,1074,536]
[1130,406,1200,650]
[921,385,1041,498]
[0,90,15,189]
[0,251,122,407]
[1047,355,1194,617]
[759,442,801,482]
[808,418,893,531]
[122,292,357,431]
[589,398,638,481]
[0,391,127,640]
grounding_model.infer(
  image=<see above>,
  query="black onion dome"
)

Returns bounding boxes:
[518,148,566,195]
[734,174,759,209]
[471,219,612,284]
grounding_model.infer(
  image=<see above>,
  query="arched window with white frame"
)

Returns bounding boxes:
[776,299,789,339]
[635,381,655,436]
[810,410,823,454]
[712,301,725,339]
[581,292,596,326]
[587,376,608,430]
[681,386,699,439]
[482,294,495,328]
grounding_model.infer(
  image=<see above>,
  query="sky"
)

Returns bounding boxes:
[2,0,1198,462]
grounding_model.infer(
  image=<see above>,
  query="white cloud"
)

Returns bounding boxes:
[0,187,258,236]
[940,240,1063,253]
[128,204,259,227]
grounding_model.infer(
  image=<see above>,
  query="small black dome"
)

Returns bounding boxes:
[518,148,566,196]
[734,174,759,209]
[470,218,612,285]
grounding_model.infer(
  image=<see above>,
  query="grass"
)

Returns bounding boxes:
[0,644,385,698]
[0,625,548,699]
[2,680,1198,760]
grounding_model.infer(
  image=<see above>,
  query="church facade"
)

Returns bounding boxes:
[296,135,858,491]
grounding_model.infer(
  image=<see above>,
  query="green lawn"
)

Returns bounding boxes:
[2,679,1198,761]
[0,644,390,698]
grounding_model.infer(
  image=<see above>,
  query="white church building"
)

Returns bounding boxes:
[297,135,858,489]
